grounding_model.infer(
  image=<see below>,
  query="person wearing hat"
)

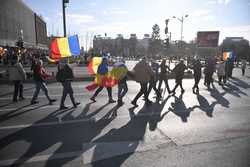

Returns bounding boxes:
[171,59,187,95]
[116,59,128,106]
[90,56,116,103]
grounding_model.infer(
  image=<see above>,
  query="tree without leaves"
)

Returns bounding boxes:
[149,24,163,58]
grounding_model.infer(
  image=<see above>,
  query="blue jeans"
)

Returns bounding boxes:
[31,81,51,102]
[118,81,128,101]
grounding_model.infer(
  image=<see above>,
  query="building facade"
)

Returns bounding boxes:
[0,0,48,49]
[93,34,151,58]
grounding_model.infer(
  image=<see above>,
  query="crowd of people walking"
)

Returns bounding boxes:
[7,50,249,110]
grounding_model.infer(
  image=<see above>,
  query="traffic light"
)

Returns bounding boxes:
[164,38,169,48]
[16,40,23,48]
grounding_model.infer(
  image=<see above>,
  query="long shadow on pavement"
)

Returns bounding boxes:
[0,102,117,167]
[0,104,48,123]
[168,93,193,123]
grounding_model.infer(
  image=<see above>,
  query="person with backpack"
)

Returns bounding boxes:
[56,63,80,109]
[30,60,56,105]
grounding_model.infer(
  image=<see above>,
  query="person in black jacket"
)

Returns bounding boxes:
[57,63,80,110]
[158,59,171,95]
[189,58,202,94]
[171,59,187,95]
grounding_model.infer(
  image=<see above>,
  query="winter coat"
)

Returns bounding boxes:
[33,64,50,82]
[216,61,226,76]
[8,63,26,81]
[133,60,153,83]
[56,65,74,82]
[172,62,187,80]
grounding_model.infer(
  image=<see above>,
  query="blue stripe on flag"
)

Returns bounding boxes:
[68,35,80,56]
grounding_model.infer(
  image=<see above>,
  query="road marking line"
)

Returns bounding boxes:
[0,151,82,166]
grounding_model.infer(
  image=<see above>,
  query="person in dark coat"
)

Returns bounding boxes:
[204,57,216,89]
[171,59,187,95]
[56,63,80,110]
[147,59,161,101]
[189,58,202,94]
[131,58,153,106]
[157,59,171,94]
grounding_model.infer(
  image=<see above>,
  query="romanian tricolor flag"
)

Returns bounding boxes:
[223,51,236,61]
[50,35,80,61]
[86,57,128,91]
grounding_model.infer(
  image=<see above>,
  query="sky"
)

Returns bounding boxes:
[23,0,250,48]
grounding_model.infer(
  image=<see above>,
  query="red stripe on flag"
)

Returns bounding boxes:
[86,83,99,91]
[51,39,61,59]
[87,59,95,75]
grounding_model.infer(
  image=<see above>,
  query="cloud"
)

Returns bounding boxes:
[206,0,233,5]
[192,9,211,17]
[191,9,215,21]
[103,8,128,15]
[89,2,97,6]
[218,25,250,41]
[57,13,96,25]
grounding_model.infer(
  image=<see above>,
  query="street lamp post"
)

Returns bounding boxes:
[173,14,188,44]
[62,0,69,37]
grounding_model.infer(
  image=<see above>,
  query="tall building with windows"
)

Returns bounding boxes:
[0,0,48,49]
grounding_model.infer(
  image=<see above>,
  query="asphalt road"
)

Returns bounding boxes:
[0,68,250,167]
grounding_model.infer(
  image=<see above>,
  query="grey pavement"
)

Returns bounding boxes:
[0,68,250,167]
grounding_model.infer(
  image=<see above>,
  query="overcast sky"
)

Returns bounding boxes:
[23,0,250,47]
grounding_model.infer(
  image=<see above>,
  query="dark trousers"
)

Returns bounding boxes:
[118,81,128,101]
[148,79,161,98]
[205,73,213,87]
[93,86,113,100]
[193,76,201,90]
[132,83,148,103]
[60,80,76,107]
[172,79,184,92]
[218,75,226,84]
[158,75,170,93]
[13,80,23,101]
[242,68,245,76]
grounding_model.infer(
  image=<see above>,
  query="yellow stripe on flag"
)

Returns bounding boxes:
[92,57,102,74]
[57,38,71,57]
[223,52,229,61]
